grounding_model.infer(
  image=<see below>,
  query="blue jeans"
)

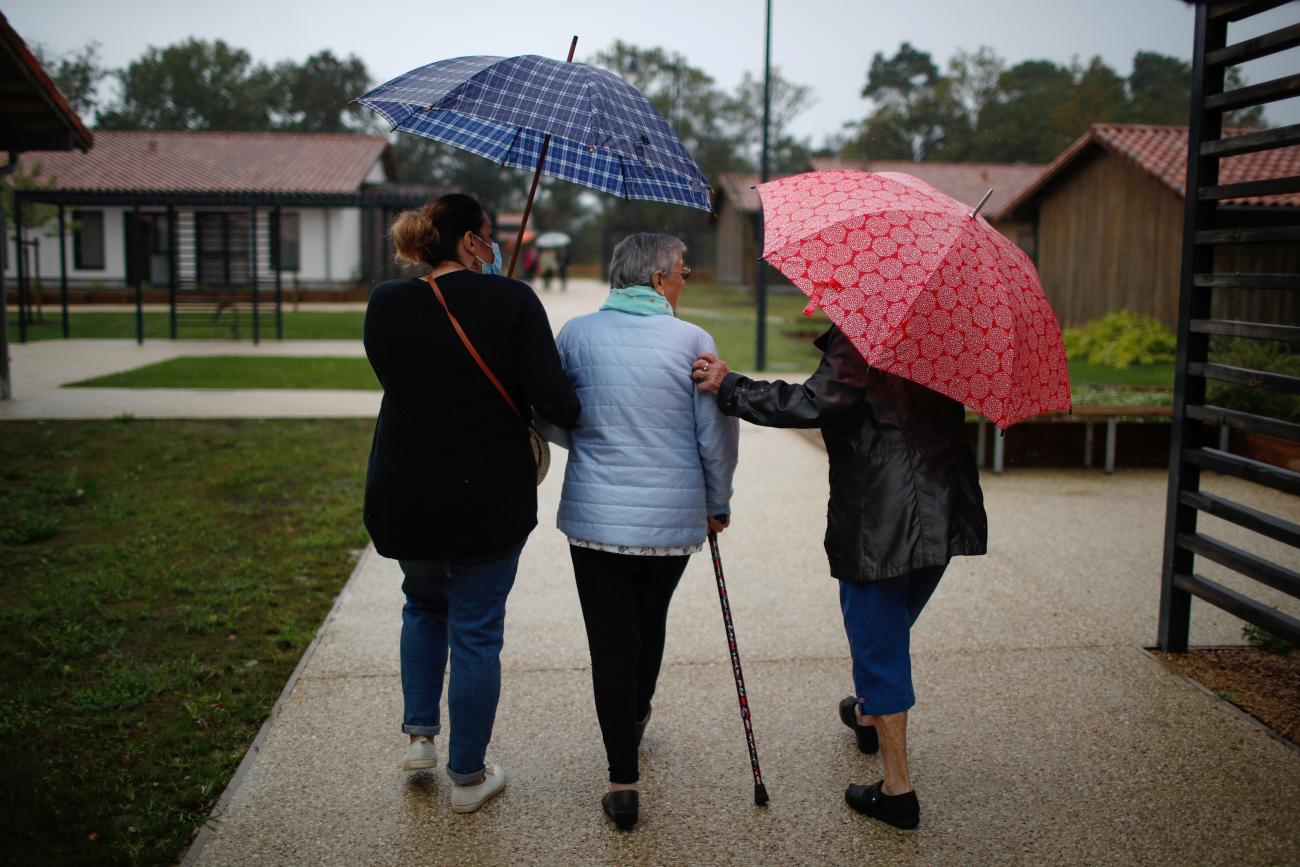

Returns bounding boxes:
[838,565,946,717]
[399,541,524,784]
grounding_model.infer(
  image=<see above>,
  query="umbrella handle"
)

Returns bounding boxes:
[507,36,579,279]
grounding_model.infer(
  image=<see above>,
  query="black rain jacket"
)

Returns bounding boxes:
[717,326,987,582]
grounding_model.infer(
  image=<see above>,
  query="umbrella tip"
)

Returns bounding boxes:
[968,188,994,220]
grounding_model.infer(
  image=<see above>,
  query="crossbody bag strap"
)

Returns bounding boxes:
[426,274,523,421]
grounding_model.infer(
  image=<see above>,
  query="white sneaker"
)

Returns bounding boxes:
[403,736,438,771]
[451,762,507,813]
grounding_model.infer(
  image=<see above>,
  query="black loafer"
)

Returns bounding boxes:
[601,789,638,831]
[838,696,879,754]
[845,780,919,829]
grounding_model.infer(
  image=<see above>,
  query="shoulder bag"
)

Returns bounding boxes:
[425,274,551,485]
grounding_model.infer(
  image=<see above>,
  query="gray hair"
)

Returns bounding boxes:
[608,233,687,289]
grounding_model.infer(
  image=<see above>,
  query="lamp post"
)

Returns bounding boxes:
[755,0,772,370]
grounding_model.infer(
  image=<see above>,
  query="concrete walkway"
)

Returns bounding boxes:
[5,278,1298,863]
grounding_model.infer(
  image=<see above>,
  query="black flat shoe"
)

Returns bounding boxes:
[601,789,638,831]
[838,696,879,754]
[635,706,652,750]
[845,780,919,829]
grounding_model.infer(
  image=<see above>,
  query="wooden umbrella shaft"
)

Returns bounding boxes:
[507,35,579,278]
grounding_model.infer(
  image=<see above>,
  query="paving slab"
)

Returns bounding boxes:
[186,416,1299,866]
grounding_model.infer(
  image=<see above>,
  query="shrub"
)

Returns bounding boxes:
[1207,339,1300,424]
[1062,310,1177,369]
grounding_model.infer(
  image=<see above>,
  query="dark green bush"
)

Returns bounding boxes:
[1207,339,1300,424]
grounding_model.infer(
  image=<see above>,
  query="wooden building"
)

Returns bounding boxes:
[712,159,1043,286]
[999,123,1300,329]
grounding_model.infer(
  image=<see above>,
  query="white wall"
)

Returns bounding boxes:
[5,204,364,289]
[3,206,129,287]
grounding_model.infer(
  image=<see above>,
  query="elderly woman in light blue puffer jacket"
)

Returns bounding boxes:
[547,232,738,831]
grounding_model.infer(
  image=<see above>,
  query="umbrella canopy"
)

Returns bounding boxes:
[757,170,1070,429]
[534,231,571,248]
[356,55,712,212]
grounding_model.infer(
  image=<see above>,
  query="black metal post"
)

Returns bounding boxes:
[15,192,26,343]
[167,206,177,339]
[273,207,283,340]
[1158,3,1225,653]
[132,205,144,345]
[250,206,259,346]
[754,0,772,371]
[58,204,69,338]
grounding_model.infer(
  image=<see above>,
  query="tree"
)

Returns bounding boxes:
[97,38,278,131]
[274,50,374,132]
[730,68,817,174]
[32,42,108,121]
[862,42,940,106]
[972,59,1078,162]
[1126,51,1263,128]
[1127,51,1192,125]
[845,44,974,161]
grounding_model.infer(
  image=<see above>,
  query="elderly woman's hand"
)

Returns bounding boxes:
[692,352,730,394]
[708,514,731,533]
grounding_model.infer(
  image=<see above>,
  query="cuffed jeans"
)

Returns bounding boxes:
[399,540,524,784]
[838,564,946,717]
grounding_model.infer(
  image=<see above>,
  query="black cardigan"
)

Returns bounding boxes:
[717,327,987,582]
[363,271,579,561]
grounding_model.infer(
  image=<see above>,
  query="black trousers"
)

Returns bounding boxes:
[570,545,689,784]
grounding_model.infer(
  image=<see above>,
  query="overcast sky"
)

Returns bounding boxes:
[8,0,1299,140]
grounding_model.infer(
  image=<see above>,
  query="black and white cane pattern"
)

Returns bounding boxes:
[709,531,769,805]
[356,54,713,212]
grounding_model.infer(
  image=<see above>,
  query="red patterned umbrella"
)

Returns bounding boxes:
[757,170,1070,429]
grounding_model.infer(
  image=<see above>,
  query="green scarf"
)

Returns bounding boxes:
[599,284,674,317]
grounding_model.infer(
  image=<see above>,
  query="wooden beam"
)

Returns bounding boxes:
[1205,22,1300,66]
[1201,123,1300,157]
[1204,72,1300,112]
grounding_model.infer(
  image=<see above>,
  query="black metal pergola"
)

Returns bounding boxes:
[10,187,428,346]
[1158,1,1300,650]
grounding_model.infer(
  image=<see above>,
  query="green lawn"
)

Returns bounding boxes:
[69,356,380,391]
[8,311,365,342]
[0,418,374,865]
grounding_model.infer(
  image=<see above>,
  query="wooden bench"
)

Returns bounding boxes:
[976,404,1173,475]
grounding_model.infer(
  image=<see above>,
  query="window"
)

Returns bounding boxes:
[272,212,300,272]
[195,211,250,287]
[73,210,105,270]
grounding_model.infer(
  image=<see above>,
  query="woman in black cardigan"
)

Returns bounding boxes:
[364,193,578,813]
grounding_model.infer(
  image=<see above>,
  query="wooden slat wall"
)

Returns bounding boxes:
[1033,147,1298,329]
[1035,150,1184,328]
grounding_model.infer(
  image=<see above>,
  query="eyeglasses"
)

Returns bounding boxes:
[668,266,692,281]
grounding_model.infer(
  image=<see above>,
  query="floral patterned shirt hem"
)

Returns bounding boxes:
[567,537,702,557]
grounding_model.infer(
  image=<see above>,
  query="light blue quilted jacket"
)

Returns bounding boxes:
[551,309,739,549]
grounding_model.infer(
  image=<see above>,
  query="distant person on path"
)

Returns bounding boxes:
[543,233,739,831]
[363,193,579,814]
[692,327,986,830]
[558,246,570,291]
[539,246,559,291]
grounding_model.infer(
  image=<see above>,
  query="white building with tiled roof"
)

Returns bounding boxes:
[3,131,406,292]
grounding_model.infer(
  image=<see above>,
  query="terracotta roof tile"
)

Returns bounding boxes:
[1001,123,1300,216]
[9,131,390,194]
[717,160,1044,220]
[1093,123,1300,206]
[809,158,1044,219]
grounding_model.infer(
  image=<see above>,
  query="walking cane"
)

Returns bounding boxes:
[708,531,770,806]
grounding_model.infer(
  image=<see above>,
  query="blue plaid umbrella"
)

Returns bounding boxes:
[355,53,713,213]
